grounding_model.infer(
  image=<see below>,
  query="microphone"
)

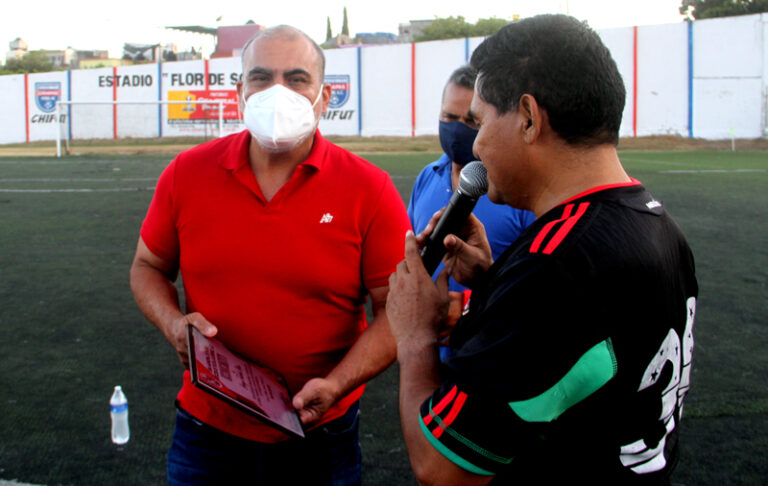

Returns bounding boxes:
[420,161,488,275]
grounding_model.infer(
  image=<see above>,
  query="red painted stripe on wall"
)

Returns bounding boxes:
[633,26,638,138]
[411,42,416,137]
[112,66,118,139]
[24,73,30,143]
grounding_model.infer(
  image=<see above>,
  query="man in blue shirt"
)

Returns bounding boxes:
[408,64,535,294]
[409,65,535,359]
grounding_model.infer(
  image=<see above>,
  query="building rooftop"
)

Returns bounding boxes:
[212,24,264,58]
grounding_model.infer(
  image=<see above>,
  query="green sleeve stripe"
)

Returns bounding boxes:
[419,415,496,476]
[509,339,617,422]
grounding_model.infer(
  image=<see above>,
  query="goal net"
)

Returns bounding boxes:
[54,99,243,157]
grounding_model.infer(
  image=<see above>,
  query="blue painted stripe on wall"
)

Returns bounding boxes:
[688,21,694,138]
[357,47,363,136]
[465,37,470,62]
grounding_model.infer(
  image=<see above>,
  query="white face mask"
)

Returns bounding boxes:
[242,84,323,152]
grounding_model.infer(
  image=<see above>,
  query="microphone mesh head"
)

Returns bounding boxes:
[458,161,488,198]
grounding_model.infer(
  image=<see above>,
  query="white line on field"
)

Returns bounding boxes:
[0,187,155,193]
[659,169,767,174]
[620,157,768,173]
[0,178,157,182]
[618,158,682,166]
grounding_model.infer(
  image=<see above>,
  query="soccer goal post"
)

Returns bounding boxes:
[54,99,238,157]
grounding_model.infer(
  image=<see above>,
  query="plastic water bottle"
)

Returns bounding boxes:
[110,385,130,445]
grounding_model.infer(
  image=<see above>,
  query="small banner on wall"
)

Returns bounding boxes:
[167,89,240,125]
[27,71,69,141]
[34,82,62,113]
[322,74,355,122]
[327,74,350,109]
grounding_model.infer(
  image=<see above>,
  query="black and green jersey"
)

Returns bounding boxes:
[420,182,698,484]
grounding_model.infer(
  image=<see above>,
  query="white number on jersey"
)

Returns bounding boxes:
[619,297,696,474]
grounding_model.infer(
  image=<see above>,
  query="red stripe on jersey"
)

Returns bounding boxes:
[542,202,590,255]
[530,204,574,253]
[433,391,468,439]
[423,385,458,426]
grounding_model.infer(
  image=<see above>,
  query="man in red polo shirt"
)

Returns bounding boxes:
[129,25,409,485]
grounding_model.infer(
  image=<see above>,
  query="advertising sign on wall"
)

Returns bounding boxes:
[27,71,69,142]
[167,89,240,125]
[318,48,359,136]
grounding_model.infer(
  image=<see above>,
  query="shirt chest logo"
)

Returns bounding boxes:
[646,200,662,209]
[319,213,334,224]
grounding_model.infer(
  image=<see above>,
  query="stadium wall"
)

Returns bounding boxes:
[2,14,768,145]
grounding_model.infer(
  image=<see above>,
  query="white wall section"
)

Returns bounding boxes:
[4,14,768,144]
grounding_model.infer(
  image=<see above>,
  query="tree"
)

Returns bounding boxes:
[473,17,511,36]
[680,0,768,19]
[0,50,54,74]
[342,7,350,36]
[326,16,333,41]
[415,16,510,42]
[415,16,473,41]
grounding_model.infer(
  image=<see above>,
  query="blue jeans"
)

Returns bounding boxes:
[167,402,362,486]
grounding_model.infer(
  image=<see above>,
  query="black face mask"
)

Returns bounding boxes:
[439,120,479,165]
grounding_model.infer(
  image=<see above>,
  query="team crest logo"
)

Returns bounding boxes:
[34,82,62,113]
[325,75,350,109]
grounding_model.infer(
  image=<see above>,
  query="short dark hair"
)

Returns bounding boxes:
[470,14,626,146]
[446,64,477,91]
[242,25,326,80]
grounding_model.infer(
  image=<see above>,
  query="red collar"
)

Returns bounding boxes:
[558,178,641,206]
[218,129,328,172]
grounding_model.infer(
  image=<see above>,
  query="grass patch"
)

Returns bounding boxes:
[0,148,766,485]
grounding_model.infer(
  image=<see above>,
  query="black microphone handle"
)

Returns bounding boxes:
[420,189,480,275]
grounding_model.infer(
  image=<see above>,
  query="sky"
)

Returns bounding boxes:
[0,0,686,63]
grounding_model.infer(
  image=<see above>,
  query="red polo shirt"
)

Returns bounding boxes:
[140,130,409,442]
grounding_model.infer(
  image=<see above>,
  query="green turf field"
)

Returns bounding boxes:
[0,149,766,485]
